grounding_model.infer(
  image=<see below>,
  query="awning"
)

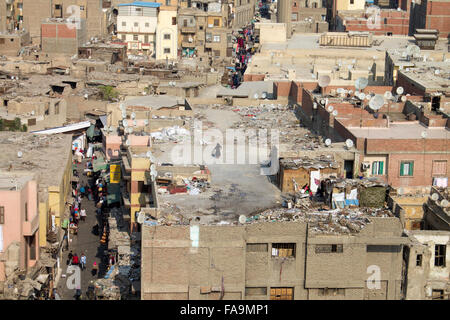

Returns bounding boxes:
[107,183,121,205]
[93,157,108,172]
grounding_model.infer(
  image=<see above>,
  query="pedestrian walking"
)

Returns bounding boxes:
[67,251,73,265]
[53,289,61,300]
[92,262,98,276]
[72,253,79,266]
[80,209,87,221]
[80,253,87,270]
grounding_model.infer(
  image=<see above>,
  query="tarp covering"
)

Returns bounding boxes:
[93,157,108,172]
[107,183,121,205]
[86,125,95,139]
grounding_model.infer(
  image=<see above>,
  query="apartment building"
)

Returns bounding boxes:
[117,1,161,55]
[178,7,231,59]
[141,216,407,300]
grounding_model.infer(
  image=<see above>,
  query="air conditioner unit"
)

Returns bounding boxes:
[361,162,370,170]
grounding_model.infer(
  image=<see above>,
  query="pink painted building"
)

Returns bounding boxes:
[0,174,40,282]
[103,127,151,160]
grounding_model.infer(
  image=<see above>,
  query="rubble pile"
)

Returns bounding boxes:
[150,125,190,143]
[281,156,340,170]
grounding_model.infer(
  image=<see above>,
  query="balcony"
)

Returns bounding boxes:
[23,214,39,236]
[181,26,196,33]
[181,41,196,48]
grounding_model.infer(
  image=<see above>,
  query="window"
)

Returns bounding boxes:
[367,245,401,253]
[416,254,422,267]
[213,35,220,42]
[293,1,297,6]
[199,25,204,30]
[206,33,212,42]
[432,289,444,300]
[372,161,384,175]
[80,5,85,10]
[25,202,28,222]
[121,34,126,41]
[55,4,61,10]
[432,160,447,176]
[246,243,268,252]
[164,34,171,40]
[214,19,220,27]
[144,35,149,43]
[172,17,177,25]
[400,161,414,176]
[435,245,446,267]
[134,22,139,27]
[166,0,171,5]
[133,34,139,41]
[318,288,345,296]
[145,22,150,28]
[350,0,354,4]
[315,244,343,253]
[270,288,293,300]
[122,21,126,27]
[164,48,171,54]
[245,287,267,296]
[272,243,296,257]
[0,206,4,224]
[29,235,36,260]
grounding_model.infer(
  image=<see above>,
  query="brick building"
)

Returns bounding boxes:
[141,216,408,300]
[410,0,450,38]
[41,18,87,55]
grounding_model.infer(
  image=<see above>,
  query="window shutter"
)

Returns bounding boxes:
[400,162,404,176]
[379,161,384,175]
[372,162,376,175]
[409,162,414,176]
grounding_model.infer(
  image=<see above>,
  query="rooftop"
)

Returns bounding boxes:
[348,122,450,139]
[118,1,161,8]
[0,132,73,195]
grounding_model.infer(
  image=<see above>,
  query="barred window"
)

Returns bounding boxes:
[272,243,296,257]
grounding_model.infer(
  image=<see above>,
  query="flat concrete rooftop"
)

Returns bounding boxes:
[348,122,450,139]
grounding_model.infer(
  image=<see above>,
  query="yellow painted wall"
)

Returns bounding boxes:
[207,16,222,27]
[38,201,48,247]
[336,0,366,11]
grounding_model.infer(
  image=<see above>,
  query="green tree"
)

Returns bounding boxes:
[99,85,119,101]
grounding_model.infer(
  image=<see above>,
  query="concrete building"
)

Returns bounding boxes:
[41,18,87,55]
[117,1,161,56]
[155,9,178,61]
[0,31,31,56]
[0,172,39,283]
[231,0,257,29]
[178,7,232,59]
[278,0,328,36]
[141,215,408,300]
[405,230,450,299]
[0,0,23,33]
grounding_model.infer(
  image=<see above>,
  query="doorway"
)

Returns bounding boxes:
[344,160,354,179]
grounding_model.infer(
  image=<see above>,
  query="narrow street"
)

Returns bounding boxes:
[56,159,109,300]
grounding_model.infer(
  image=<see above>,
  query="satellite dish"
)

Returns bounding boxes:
[441,200,449,207]
[261,92,267,99]
[431,193,439,201]
[421,131,427,138]
[401,96,407,102]
[31,110,35,116]
[355,77,368,90]
[365,94,372,100]
[146,151,153,158]
[325,138,331,146]
[327,105,334,112]
[137,212,145,224]
[313,102,318,109]
[384,91,393,99]
[318,75,331,88]
[133,120,137,126]
[17,151,23,158]
[332,110,338,116]
[119,103,125,111]
[406,45,421,57]
[131,112,136,120]
[358,92,366,100]
[125,139,130,146]
[121,110,127,119]
[369,94,385,111]
[123,119,128,127]
[396,87,404,95]
[253,93,259,99]
[320,99,326,105]
[345,139,354,149]
[347,65,353,70]
[144,119,149,126]
[336,88,344,94]
[348,90,353,95]
[238,215,247,224]
[128,127,133,134]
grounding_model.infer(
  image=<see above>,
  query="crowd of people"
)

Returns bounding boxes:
[231,24,256,88]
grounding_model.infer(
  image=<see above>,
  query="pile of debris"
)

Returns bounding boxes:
[150,125,190,143]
